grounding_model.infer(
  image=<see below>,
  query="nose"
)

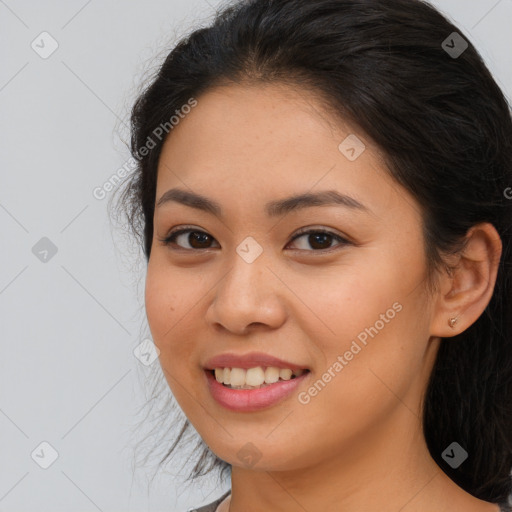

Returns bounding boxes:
[205,248,288,335]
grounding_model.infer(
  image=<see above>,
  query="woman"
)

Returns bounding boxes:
[114,0,512,510]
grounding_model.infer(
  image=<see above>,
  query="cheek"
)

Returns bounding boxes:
[319,305,429,431]
[144,260,205,380]
[144,266,203,409]
[289,314,424,463]
[144,262,191,359]
[290,264,398,353]
[144,266,171,347]
[297,252,429,407]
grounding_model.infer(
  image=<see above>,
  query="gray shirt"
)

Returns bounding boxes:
[188,490,231,512]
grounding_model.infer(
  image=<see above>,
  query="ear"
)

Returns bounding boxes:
[430,222,502,338]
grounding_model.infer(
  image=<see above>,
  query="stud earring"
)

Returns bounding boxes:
[448,316,459,328]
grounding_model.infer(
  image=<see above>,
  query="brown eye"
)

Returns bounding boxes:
[288,229,349,252]
[160,228,219,250]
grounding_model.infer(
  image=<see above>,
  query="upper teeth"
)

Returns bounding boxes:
[214,367,305,387]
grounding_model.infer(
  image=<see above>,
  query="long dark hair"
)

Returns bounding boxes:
[112,0,512,506]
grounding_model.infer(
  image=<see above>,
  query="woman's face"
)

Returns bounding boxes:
[145,83,440,471]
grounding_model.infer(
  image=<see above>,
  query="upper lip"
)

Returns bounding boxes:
[204,352,309,371]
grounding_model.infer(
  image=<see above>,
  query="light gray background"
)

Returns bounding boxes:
[1,1,511,511]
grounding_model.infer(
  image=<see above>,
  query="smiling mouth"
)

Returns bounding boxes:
[209,367,310,390]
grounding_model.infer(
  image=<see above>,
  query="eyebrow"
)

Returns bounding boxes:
[156,187,371,217]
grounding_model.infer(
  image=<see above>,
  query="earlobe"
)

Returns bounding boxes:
[448,316,459,329]
[430,222,502,338]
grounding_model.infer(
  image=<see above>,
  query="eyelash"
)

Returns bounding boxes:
[158,226,351,253]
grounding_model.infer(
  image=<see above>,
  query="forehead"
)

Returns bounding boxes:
[154,83,419,224]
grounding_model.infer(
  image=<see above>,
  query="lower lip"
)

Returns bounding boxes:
[205,370,310,412]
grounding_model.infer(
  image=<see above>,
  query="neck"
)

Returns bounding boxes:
[227,406,495,512]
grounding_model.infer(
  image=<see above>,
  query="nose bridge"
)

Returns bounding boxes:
[223,236,270,303]
[206,235,286,332]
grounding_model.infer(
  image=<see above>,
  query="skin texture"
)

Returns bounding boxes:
[145,83,502,512]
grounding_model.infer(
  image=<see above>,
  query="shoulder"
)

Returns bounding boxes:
[187,490,231,512]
